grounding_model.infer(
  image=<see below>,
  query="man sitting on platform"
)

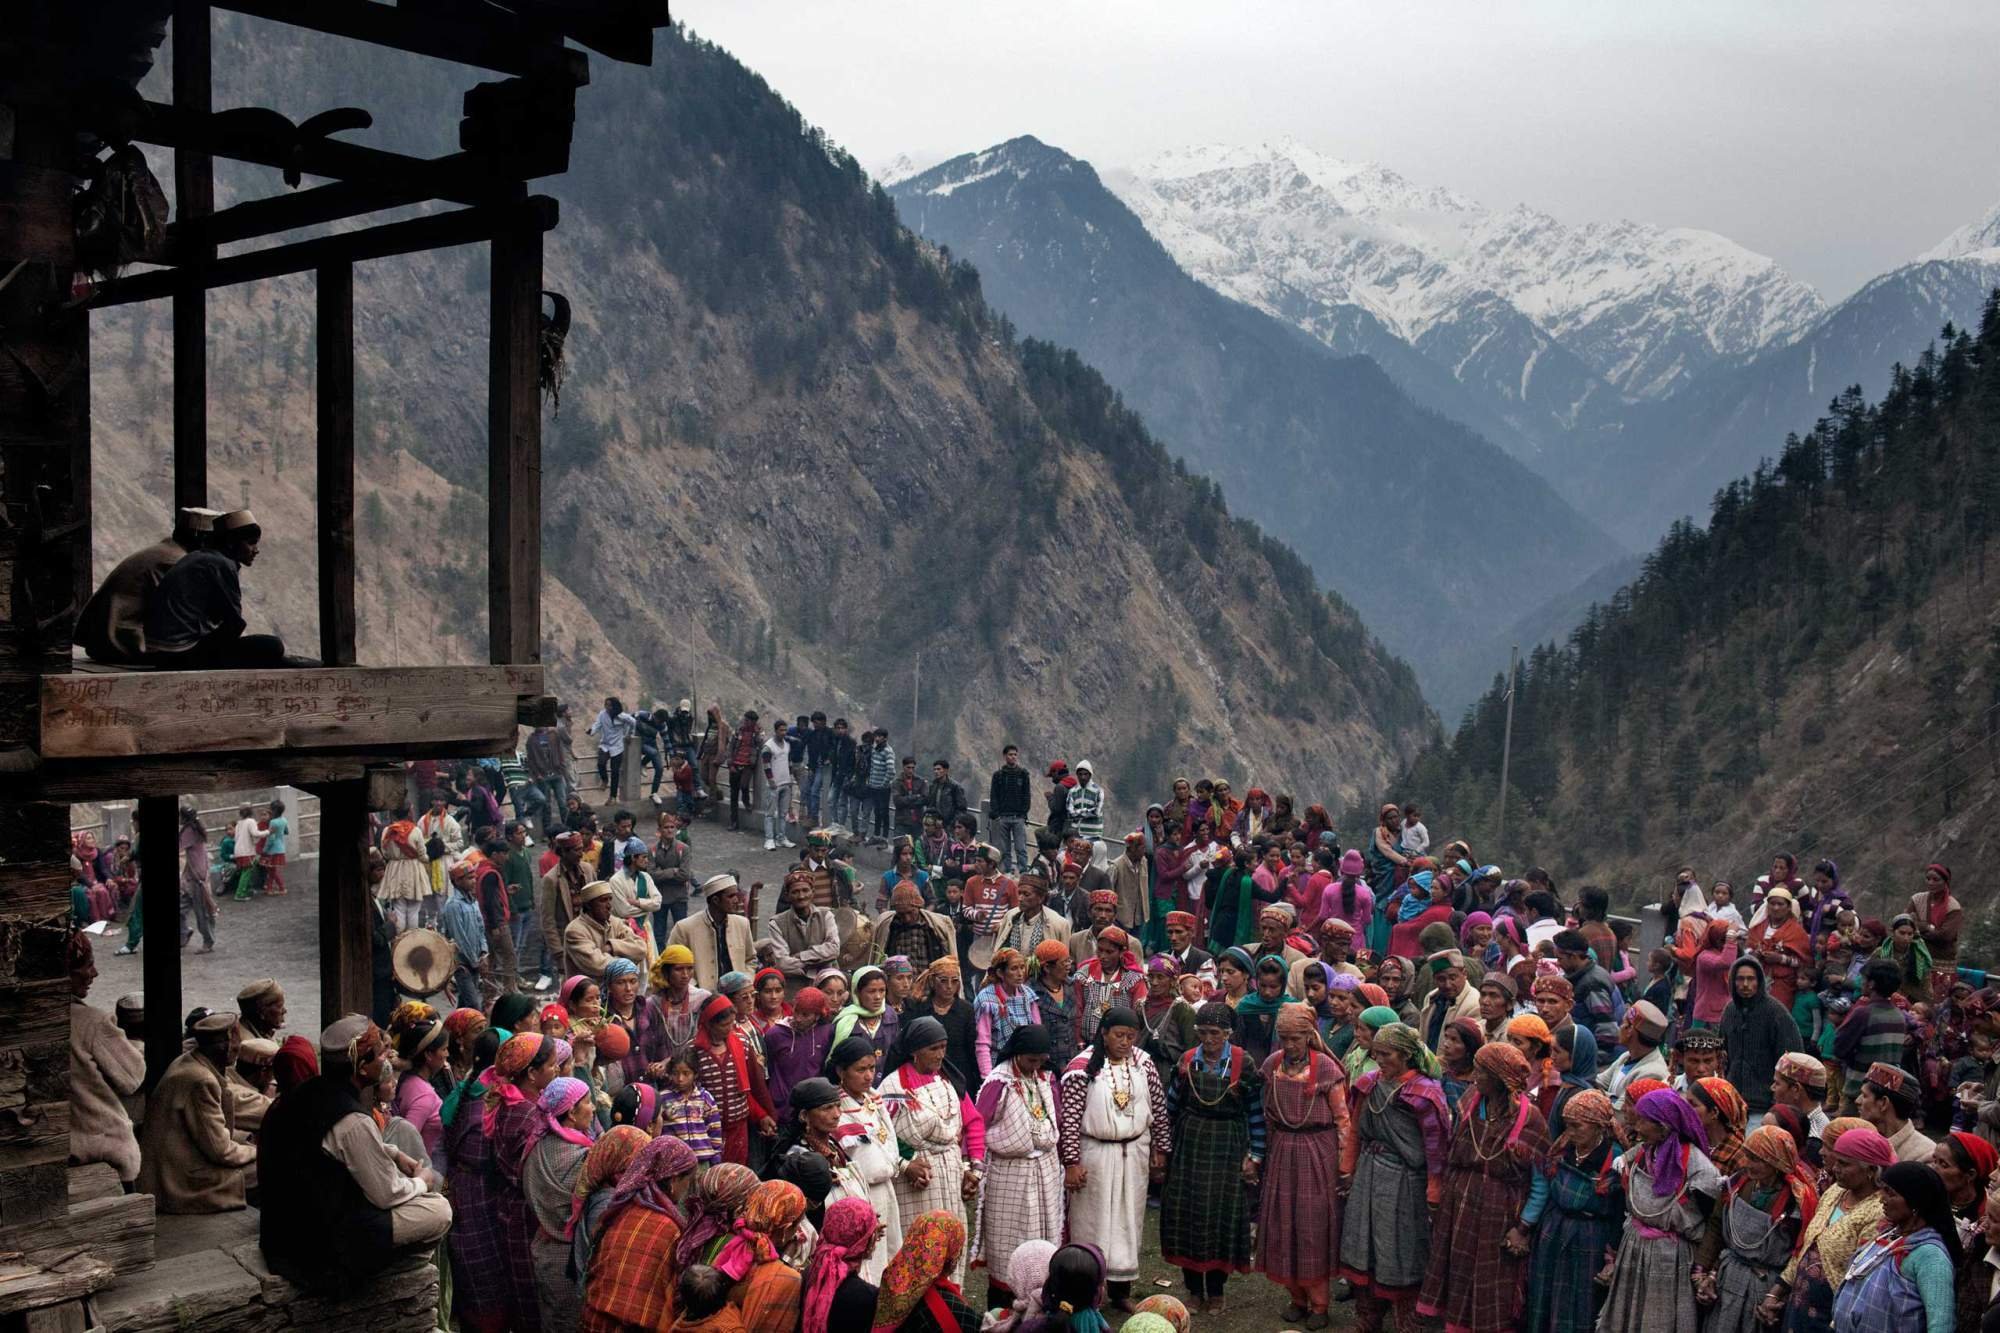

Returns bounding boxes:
[137,1011,257,1212]
[563,878,650,986]
[76,505,219,664]
[143,508,311,668]
[259,1015,452,1288]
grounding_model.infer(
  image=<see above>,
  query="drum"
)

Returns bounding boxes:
[390,927,457,997]
[968,931,998,971]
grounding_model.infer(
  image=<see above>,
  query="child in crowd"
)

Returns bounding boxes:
[657,1053,724,1165]
[672,1265,744,1333]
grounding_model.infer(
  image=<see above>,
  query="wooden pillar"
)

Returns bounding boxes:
[0,18,92,1230]
[488,217,542,667]
[317,780,373,1023]
[172,0,213,513]
[135,797,183,1086]
[316,262,357,666]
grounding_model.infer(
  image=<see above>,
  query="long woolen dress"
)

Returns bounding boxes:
[881,1065,985,1284]
[1257,1050,1352,1302]
[825,1087,904,1285]
[1417,1087,1551,1332]
[1160,1044,1264,1279]
[488,1093,547,1333]
[525,1132,590,1331]
[972,1062,1065,1287]
[1707,1182,1804,1333]
[443,1093,510,1332]
[1337,1068,1450,1296]
[1522,1140,1624,1333]
[1594,1148,1723,1333]
[1058,1051,1172,1285]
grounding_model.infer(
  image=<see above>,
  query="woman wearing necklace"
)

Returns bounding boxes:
[903,957,979,1092]
[1521,1088,1624,1333]
[973,949,1042,1079]
[1057,1007,1171,1312]
[1417,1041,1550,1333]
[1760,1122,1888,1333]
[1338,1022,1449,1333]
[636,944,711,1083]
[972,1023,1065,1314]
[1258,1003,1352,1330]
[1597,1088,1724,1333]
[600,957,643,1046]
[878,1016,985,1284]
[1701,1125,1816,1333]
[832,965,900,1074]
[1161,1000,1265,1315]
[817,1037,906,1283]
[1214,947,1253,1009]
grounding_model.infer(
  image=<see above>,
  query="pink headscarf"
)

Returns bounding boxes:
[802,1196,879,1333]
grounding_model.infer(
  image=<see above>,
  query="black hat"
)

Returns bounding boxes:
[995,1022,1052,1062]
[789,1076,841,1112]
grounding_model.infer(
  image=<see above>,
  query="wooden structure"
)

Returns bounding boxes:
[1,1,666,1324]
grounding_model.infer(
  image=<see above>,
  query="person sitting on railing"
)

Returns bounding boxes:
[76,505,219,664]
[143,509,313,668]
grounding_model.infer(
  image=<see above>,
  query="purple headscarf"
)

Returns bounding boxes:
[604,1132,699,1222]
[1459,911,1493,952]
[1635,1087,1710,1200]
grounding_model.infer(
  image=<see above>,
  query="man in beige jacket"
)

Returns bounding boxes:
[665,874,756,993]
[138,1012,257,1212]
[562,880,651,985]
[992,874,1072,959]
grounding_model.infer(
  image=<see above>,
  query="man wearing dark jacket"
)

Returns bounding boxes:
[1556,929,1621,1051]
[925,760,969,830]
[803,712,834,824]
[988,745,1032,874]
[892,756,927,840]
[1717,954,1804,1115]
[827,718,859,830]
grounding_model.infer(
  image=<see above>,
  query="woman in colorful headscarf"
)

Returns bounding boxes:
[443,1006,489,1084]
[600,956,644,1042]
[1832,1161,1962,1333]
[1505,1012,1556,1118]
[765,985,833,1123]
[870,1210,976,1333]
[444,1028,510,1333]
[1418,1041,1550,1333]
[1934,1128,1997,1248]
[718,1179,808,1330]
[1257,1003,1351,1328]
[1437,1015,1484,1115]
[972,948,1041,1078]
[834,965,901,1070]
[1338,1022,1450,1333]
[1543,1019,1599,1140]
[1522,1087,1623,1333]
[1232,954,1290,1066]
[1598,1087,1723,1333]
[1373,955,1419,1027]
[1158,1001,1262,1314]
[489,1031,564,1331]
[673,1161,761,1270]
[567,1124,649,1285]
[1363,804,1408,949]
[1688,1075,1750,1175]
[986,1238,1057,1332]
[636,943,712,1082]
[579,1132,701,1333]
[1876,913,1936,1003]
[1702,1123,1817,1333]
[388,1002,450,1158]
[1766,1124,1890,1333]
[750,965,790,1036]
[525,1075,598,1330]
[1345,1004,1397,1087]
[691,991,774,1166]
[904,955,977,1090]
[826,1035,906,1283]
[1910,863,1964,981]
[1213,946,1254,1009]
[801,1195,883,1333]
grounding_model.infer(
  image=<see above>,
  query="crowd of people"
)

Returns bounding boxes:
[69,703,2000,1333]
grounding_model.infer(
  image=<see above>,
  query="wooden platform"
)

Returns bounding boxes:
[90,1209,438,1333]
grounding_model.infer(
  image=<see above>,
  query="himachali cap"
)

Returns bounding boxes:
[1676,1028,1725,1052]
[578,880,614,904]
[237,977,281,1002]
[193,1011,237,1035]
[1776,1051,1828,1090]
[700,873,739,899]
[1865,1061,1917,1102]
[180,506,223,532]
[1628,1000,1670,1041]
[238,1036,280,1061]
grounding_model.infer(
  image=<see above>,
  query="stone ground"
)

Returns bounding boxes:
[87,790,1340,1330]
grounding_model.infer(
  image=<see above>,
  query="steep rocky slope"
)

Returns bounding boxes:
[90,21,1435,817]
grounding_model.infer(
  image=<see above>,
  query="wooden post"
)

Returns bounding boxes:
[1496,644,1519,846]
[316,262,357,666]
[317,780,373,1023]
[136,796,183,1087]
[173,0,214,513]
[488,216,542,667]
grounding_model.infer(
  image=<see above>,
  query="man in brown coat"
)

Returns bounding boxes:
[138,1012,256,1212]
[536,830,588,981]
[562,880,650,984]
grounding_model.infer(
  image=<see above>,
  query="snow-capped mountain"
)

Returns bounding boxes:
[868,152,944,188]
[1105,139,1825,453]
[1920,199,2000,263]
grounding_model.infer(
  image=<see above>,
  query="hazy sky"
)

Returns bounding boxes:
[684,0,2000,301]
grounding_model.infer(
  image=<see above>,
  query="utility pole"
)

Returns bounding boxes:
[911,656,921,756]
[1497,644,1519,844]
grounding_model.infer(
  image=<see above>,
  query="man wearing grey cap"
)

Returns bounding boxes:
[76,506,220,664]
[138,1011,257,1212]
[145,508,301,668]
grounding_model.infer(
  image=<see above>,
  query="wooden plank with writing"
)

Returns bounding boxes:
[39,664,543,760]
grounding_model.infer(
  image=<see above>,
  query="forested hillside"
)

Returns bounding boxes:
[1402,296,2000,950]
[93,21,1434,814]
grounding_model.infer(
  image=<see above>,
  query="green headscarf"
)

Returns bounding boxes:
[1874,925,1933,984]
[1370,1021,1442,1078]
[1233,955,1292,1018]
[1357,1005,1399,1034]
[831,965,886,1045]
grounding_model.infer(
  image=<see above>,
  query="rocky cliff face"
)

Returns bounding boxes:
[88,22,1434,820]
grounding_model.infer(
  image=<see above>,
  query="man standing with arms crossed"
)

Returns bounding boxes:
[988,745,1031,875]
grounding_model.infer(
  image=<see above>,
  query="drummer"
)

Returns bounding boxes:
[962,845,1018,982]
[440,861,489,1008]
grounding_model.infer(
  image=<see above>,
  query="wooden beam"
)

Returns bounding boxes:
[90,196,559,308]
[488,220,543,666]
[317,779,372,1023]
[186,170,525,250]
[135,796,181,1087]
[40,664,545,759]
[215,0,590,83]
[316,263,357,667]
[172,0,213,515]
